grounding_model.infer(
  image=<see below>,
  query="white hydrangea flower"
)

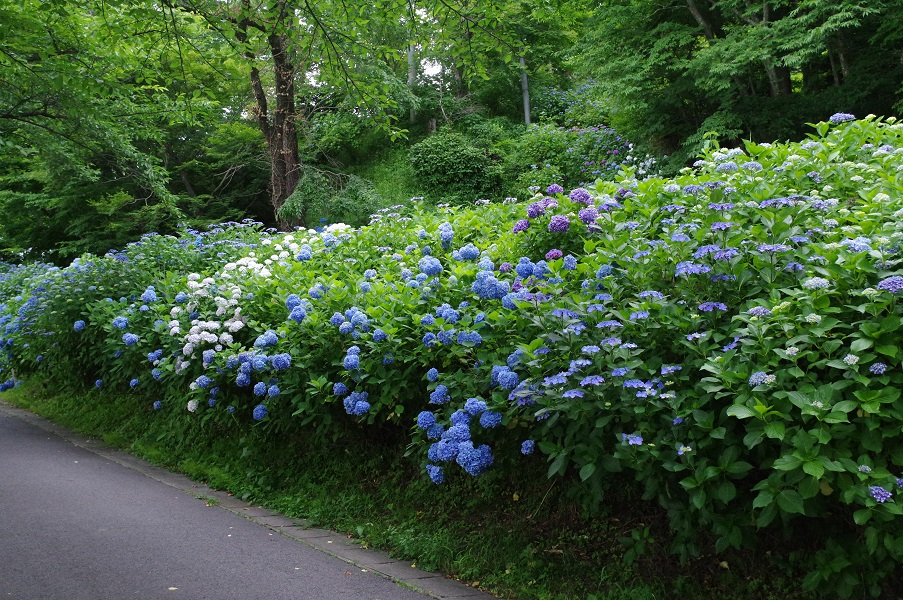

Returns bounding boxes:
[187,400,199,412]
[843,354,859,365]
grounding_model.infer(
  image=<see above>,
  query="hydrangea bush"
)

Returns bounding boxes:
[1,115,903,597]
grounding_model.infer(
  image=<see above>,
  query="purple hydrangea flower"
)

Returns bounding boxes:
[877,276,903,294]
[512,219,530,234]
[548,215,570,233]
[829,113,855,124]
[870,486,892,503]
[547,184,564,194]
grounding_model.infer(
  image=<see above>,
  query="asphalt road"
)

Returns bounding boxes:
[0,408,436,600]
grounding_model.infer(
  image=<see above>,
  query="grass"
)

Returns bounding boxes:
[2,379,813,600]
[345,147,421,204]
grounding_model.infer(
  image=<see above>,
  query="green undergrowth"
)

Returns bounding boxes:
[4,379,809,600]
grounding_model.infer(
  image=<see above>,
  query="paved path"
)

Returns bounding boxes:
[0,402,492,600]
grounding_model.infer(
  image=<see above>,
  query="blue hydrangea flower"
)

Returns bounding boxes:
[442,424,471,444]
[270,353,291,371]
[479,411,502,428]
[416,411,436,429]
[333,382,348,396]
[202,349,216,366]
[623,433,643,445]
[175,291,188,303]
[267,385,280,397]
[236,372,251,387]
[112,316,129,330]
[580,375,605,386]
[252,404,268,420]
[95,379,103,388]
[253,382,267,396]
[464,398,487,415]
[450,410,471,426]
[418,256,443,277]
[122,333,139,346]
[73,320,86,331]
[286,294,303,310]
[195,375,212,389]
[521,440,535,455]
[152,368,163,381]
[430,439,460,462]
[330,312,346,326]
[426,424,444,440]
[455,441,493,476]
[343,354,360,371]
[427,368,439,382]
[289,305,307,323]
[426,464,444,484]
[373,329,388,342]
[129,378,139,388]
[497,370,519,390]
[254,330,278,348]
[141,287,158,303]
[429,385,450,405]
[153,401,162,410]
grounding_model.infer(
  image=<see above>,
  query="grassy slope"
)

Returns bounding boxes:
[2,379,806,600]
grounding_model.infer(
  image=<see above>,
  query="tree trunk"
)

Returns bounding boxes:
[519,54,531,126]
[408,44,417,124]
[266,32,301,225]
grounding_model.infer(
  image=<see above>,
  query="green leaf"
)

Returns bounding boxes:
[850,338,873,352]
[875,345,898,358]
[764,421,785,439]
[752,490,774,509]
[853,509,872,525]
[716,479,737,503]
[802,460,825,479]
[726,405,757,419]
[579,463,597,481]
[773,455,803,471]
[776,489,805,514]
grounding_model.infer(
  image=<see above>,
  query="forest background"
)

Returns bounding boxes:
[2,0,902,263]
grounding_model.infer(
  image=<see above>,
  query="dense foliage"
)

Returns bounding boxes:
[1,115,902,596]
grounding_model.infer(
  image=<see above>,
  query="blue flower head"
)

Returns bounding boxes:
[122,333,139,346]
[73,320,86,332]
[112,316,129,330]
[289,305,307,323]
[416,411,437,429]
[252,404,268,421]
[426,464,444,484]
[253,330,279,349]
[521,440,535,455]
[333,382,349,396]
[253,382,267,396]
[455,441,493,476]
[429,384,450,404]
[270,353,291,371]
[464,397,487,415]
[479,411,502,428]
[427,368,439,382]
[140,287,158,303]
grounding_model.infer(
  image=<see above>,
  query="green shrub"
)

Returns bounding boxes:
[408,133,497,202]
[3,114,903,598]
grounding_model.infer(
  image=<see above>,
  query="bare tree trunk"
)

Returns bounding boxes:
[828,51,842,85]
[408,44,417,124]
[267,32,301,225]
[519,54,531,126]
